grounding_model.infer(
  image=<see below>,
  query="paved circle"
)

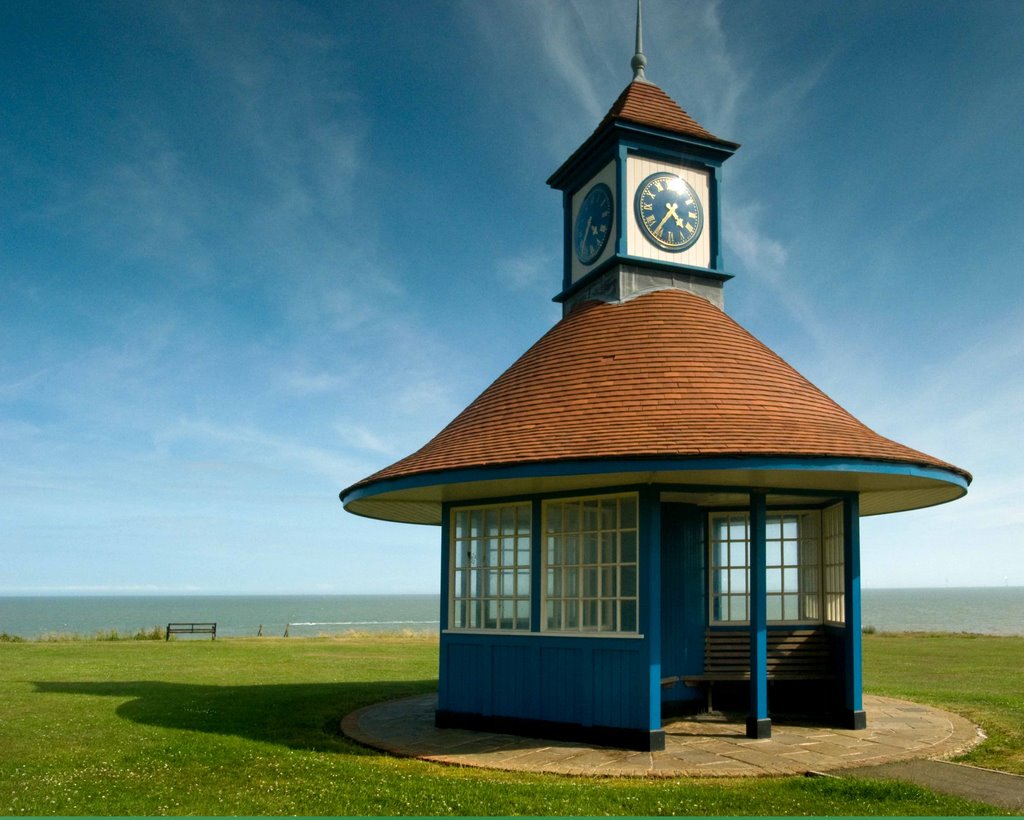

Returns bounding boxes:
[342,693,983,777]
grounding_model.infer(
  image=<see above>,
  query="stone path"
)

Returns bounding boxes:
[341,693,982,778]
[842,759,1024,811]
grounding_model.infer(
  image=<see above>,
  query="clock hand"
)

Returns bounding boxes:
[581,215,593,246]
[653,203,677,236]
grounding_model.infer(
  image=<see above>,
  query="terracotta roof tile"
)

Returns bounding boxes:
[348,290,970,491]
[598,80,731,145]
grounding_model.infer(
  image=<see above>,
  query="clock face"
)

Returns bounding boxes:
[573,183,613,265]
[634,172,704,252]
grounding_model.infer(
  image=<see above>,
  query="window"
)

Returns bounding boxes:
[822,503,845,624]
[710,510,825,624]
[543,493,638,633]
[450,502,531,631]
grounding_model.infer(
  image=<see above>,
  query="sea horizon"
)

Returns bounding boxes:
[2,587,1022,640]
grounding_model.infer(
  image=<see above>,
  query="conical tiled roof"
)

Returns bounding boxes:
[548,80,738,189]
[344,290,970,509]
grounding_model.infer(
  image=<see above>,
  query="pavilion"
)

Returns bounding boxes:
[340,4,970,751]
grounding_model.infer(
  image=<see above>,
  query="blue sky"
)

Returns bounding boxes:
[1,0,1021,595]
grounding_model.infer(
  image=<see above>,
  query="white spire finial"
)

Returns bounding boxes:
[631,0,648,81]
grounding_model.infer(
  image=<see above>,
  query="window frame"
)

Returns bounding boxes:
[448,500,532,633]
[541,492,640,636]
[708,508,831,627]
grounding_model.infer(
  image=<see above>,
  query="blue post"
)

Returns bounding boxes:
[640,488,665,750]
[747,492,771,738]
[437,502,451,715]
[843,494,867,729]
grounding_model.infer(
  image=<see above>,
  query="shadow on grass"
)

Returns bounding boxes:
[32,679,435,753]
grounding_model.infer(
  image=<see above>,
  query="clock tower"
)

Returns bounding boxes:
[547,1,739,314]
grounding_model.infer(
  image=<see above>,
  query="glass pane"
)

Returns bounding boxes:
[783,594,799,621]
[564,568,578,596]
[782,516,799,539]
[783,567,799,592]
[601,567,617,597]
[713,517,729,541]
[783,541,798,565]
[730,594,747,622]
[470,510,482,538]
[564,534,579,565]
[453,569,466,597]
[500,599,514,628]
[583,567,599,597]
[546,600,561,630]
[517,569,530,597]
[802,593,819,620]
[501,506,515,534]
[620,531,637,563]
[454,600,465,628]
[516,599,530,630]
[600,532,617,564]
[517,504,531,533]
[620,600,637,632]
[486,600,499,629]
[454,543,465,569]
[766,568,782,594]
[486,538,499,566]
[517,537,530,566]
[487,569,499,596]
[565,600,579,628]
[713,568,726,594]
[546,504,562,534]
[455,511,467,540]
[600,499,617,530]
[583,500,599,531]
[801,567,818,592]
[502,538,514,567]
[712,541,727,568]
[620,496,637,529]
[470,569,479,597]
[547,536,559,565]
[620,565,637,597]
[600,600,617,631]
[713,595,725,621]
[469,538,481,568]
[582,600,599,629]
[729,516,747,540]
[501,569,514,597]
[766,516,783,540]
[583,533,598,564]
[485,509,499,537]
[767,595,783,621]
[546,568,559,596]
[730,541,746,568]
[729,568,747,594]
[469,600,479,628]
[565,502,580,533]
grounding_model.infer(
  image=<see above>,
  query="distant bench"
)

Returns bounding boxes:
[662,628,833,708]
[166,622,217,640]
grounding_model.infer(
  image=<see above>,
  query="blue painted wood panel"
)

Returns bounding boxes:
[438,633,650,730]
[660,502,705,704]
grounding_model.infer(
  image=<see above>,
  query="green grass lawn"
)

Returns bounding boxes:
[0,632,1019,816]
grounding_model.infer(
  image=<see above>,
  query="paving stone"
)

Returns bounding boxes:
[341,693,985,778]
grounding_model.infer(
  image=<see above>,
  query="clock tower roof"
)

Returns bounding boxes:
[548,79,739,190]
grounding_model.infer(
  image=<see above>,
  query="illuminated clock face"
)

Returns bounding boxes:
[573,183,613,265]
[634,172,704,252]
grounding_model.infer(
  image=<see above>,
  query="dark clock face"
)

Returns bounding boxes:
[573,183,613,265]
[634,172,703,252]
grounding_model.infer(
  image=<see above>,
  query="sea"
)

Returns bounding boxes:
[0,588,1022,640]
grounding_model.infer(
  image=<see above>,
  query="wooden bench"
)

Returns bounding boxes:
[166,622,217,640]
[663,629,834,708]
